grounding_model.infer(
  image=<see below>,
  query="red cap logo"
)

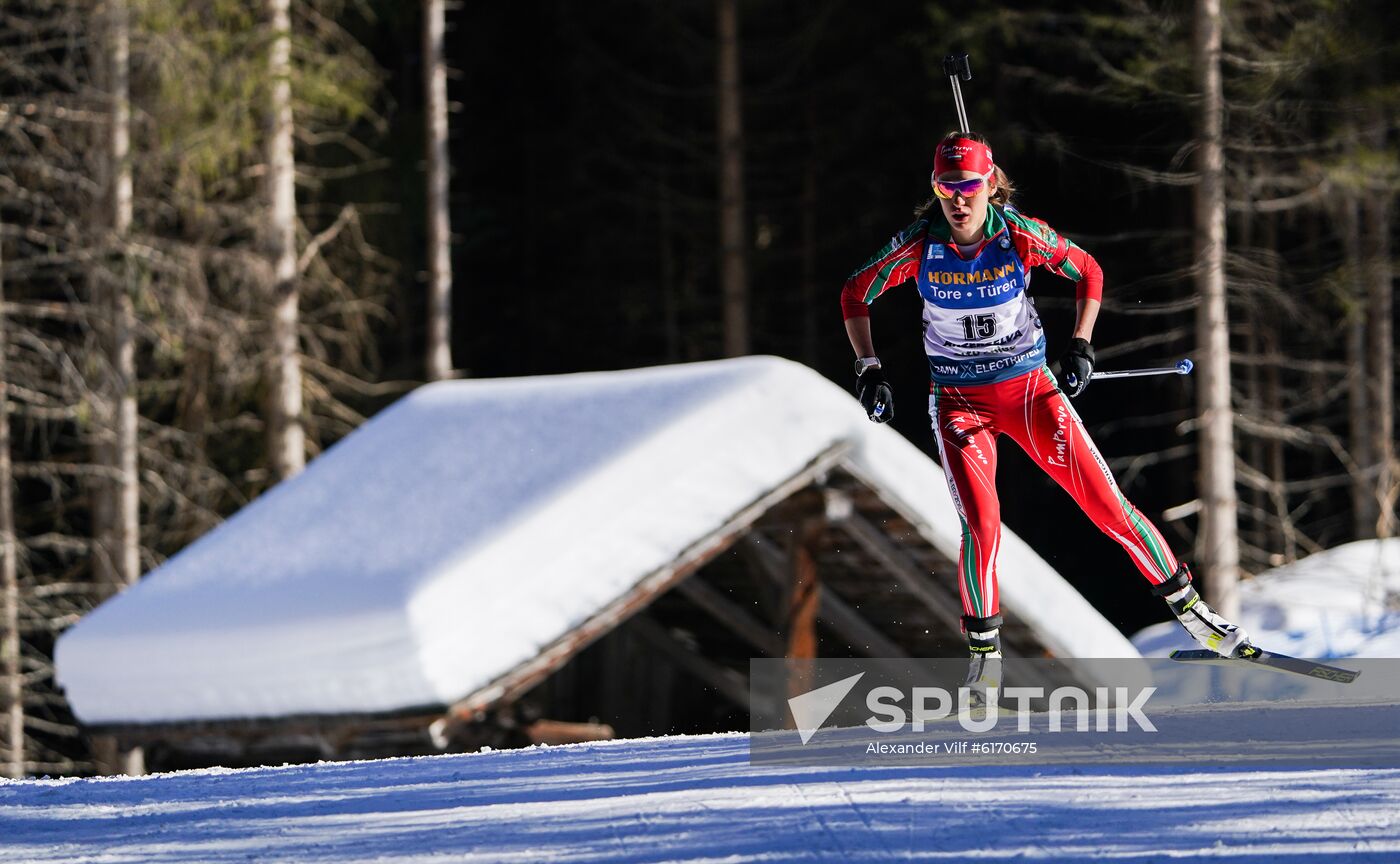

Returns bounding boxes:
[934,138,994,177]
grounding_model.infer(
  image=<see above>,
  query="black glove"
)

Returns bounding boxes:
[856,364,894,423]
[1057,338,1095,398]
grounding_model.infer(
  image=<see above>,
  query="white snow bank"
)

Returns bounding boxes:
[3,732,1399,862]
[1133,538,1400,658]
[56,357,1135,725]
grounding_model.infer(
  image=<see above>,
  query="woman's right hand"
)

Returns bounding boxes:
[856,363,894,423]
[1057,338,1096,398]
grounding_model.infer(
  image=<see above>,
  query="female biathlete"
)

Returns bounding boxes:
[841,131,1251,683]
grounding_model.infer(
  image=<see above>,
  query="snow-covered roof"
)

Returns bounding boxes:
[1134,538,1400,658]
[56,356,1136,725]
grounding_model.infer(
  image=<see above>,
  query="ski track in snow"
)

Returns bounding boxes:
[3,732,1399,863]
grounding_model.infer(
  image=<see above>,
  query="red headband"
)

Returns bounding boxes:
[934,138,994,177]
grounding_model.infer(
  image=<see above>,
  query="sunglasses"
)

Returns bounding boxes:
[932,170,993,200]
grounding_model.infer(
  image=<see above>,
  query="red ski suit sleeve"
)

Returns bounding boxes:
[1001,208,1103,303]
[839,209,1103,319]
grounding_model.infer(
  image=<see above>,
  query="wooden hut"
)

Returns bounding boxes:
[55,357,1137,772]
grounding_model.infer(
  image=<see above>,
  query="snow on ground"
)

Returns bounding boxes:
[1134,539,1400,659]
[4,732,1400,862]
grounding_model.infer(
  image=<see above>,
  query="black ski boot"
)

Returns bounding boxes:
[962,614,1003,707]
[1152,564,1254,657]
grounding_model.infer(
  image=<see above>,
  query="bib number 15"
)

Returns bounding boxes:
[958,314,996,340]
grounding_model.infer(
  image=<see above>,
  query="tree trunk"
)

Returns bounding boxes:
[1362,195,1395,539]
[1260,214,1291,562]
[0,221,22,780]
[715,0,749,357]
[1342,192,1376,538]
[1193,0,1239,617]
[1362,107,1395,539]
[267,0,304,478]
[109,0,139,587]
[1235,196,1264,562]
[87,2,143,773]
[92,0,140,590]
[424,0,453,381]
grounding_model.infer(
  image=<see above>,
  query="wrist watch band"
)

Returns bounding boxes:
[854,356,882,375]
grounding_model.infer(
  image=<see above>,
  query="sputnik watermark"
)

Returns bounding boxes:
[865,686,1158,733]
[788,678,1157,745]
[753,658,1399,768]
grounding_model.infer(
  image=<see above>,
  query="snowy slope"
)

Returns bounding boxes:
[1134,539,1400,658]
[3,732,1399,862]
[56,357,1134,727]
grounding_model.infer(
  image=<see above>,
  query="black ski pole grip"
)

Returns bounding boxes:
[943,54,973,133]
[943,53,972,81]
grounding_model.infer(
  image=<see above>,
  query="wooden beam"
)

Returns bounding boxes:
[88,736,145,777]
[786,517,823,661]
[835,510,965,636]
[786,517,824,700]
[744,533,908,659]
[524,719,615,746]
[674,577,783,657]
[815,588,910,659]
[628,616,750,710]
[98,707,449,755]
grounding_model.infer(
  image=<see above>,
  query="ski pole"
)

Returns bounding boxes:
[943,54,972,133]
[1066,358,1194,389]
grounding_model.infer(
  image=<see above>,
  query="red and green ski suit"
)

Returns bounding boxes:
[841,206,1180,621]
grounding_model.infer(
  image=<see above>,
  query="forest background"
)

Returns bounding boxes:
[1,0,1395,775]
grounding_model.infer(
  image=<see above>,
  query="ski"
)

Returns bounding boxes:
[1170,648,1361,684]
